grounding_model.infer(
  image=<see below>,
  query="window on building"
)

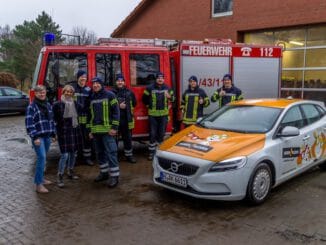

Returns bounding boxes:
[96,53,122,87]
[244,25,326,102]
[282,50,304,68]
[212,0,233,17]
[304,70,326,88]
[129,54,160,86]
[281,70,303,88]
[307,26,326,47]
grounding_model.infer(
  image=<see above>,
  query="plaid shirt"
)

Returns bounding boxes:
[25,101,56,140]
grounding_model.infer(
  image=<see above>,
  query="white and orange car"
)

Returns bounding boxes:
[153,98,326,204]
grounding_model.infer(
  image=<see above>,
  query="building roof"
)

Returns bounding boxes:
[111,0,152,37]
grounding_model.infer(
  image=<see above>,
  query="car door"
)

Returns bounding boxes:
[298,103,326,167]
[3,87,25,112]
[278,105,306,176]
[0,88,8,113]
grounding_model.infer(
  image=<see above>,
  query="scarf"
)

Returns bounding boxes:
[34,97,49,118]
[61,94,78,128]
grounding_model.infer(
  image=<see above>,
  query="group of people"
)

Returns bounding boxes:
[25,70,242,194]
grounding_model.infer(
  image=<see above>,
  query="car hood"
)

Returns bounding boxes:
[159,125,266,162]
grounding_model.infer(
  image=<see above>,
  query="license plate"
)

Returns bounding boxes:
[160,172,187,188]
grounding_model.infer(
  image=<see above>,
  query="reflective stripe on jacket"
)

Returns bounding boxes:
[211,86,243,107]
[72,82,91,124]
[112,87,137,129]
[181,87,209,125]
[88,89,119,134]
[142,83,174,117]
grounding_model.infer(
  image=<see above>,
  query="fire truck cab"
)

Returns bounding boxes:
[31,36,282,139]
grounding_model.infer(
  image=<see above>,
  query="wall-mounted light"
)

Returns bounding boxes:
[289,41,304,46]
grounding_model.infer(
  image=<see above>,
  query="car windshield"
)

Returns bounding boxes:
[198,105,282,133]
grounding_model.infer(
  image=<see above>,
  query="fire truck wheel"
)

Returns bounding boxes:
[246,162,272,205]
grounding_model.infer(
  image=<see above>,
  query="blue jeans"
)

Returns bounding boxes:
[94,134,119,177]
[58,152,76,175]
[32,137,51,185]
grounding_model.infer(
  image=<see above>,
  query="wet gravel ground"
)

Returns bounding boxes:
[0,115,325,245]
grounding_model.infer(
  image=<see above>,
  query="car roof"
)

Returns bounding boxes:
[0,86,19,90]
[230,98,307,108]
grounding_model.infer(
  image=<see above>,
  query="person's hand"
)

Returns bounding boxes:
[219,89,226,96]
[109,129,117,136]
[51,136,56,143]
[165,91,171,99]
[120,101,126,109]
[199,97,204,104]
[34,138,41,146]
[89,133,93,139]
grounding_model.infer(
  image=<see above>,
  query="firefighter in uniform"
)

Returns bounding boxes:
[181,75,210,126]
[72,70,93,166]
[142,72,174,160]
[112,74,137,163]
[211,74,243,107]
[88,77,120,188]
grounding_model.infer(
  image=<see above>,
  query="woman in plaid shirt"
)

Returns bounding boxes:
[25,85,56,193]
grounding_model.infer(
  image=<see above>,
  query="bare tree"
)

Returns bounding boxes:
[64,26,97,45]
[0,25,13,62]
[0,25,12,40]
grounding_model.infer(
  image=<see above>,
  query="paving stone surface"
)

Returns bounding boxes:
[0,115,325,245]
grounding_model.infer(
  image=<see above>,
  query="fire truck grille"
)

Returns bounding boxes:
[157,157,199,176]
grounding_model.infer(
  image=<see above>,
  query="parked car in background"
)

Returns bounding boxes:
[0,86,29,114]
[153,98,326,205]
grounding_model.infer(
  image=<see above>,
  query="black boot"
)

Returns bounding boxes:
[85,158,94,166]
[107,176,119,188]
[94,172,109,182]
[147,153,154,161]
[57,174,64,188]
[126,156,136,164]
[67,169,79,180]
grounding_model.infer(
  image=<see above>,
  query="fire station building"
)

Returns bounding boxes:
[112,0,326,102]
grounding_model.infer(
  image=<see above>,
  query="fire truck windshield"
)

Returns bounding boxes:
[44,52,87,102]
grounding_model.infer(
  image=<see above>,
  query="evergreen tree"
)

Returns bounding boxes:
[0,11,62,81]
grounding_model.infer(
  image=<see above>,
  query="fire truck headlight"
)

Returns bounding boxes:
[209,156,247,172]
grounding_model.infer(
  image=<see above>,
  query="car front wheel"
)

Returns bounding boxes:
[319,161,326,171]
[246,163,272,205]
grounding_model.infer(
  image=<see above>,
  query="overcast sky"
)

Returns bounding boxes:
[0,0,142,37]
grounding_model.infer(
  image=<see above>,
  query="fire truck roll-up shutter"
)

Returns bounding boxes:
[233,57,280,99]
[181,56,230,115]
[180,43,282,115]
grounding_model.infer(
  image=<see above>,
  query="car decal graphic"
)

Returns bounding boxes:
[282,147,300,158]
[159,126,265,161]
[186,132,229,145]
[296,130,326,165]
[176,141,213,152]
[311,131,325,159]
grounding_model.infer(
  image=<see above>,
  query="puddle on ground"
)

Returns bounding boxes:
[0,151,7,156]
[6,137,29,144]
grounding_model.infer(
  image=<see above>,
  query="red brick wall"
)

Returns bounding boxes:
[114,0,326,42]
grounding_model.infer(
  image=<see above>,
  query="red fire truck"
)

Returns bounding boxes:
[30,36,282,139]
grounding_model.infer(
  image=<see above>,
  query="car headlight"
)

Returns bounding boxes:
[209,156,247,172]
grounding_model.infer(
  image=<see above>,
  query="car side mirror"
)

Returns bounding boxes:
[277,126,300,137]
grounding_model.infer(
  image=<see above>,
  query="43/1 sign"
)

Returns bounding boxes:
[199,78,221,87]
